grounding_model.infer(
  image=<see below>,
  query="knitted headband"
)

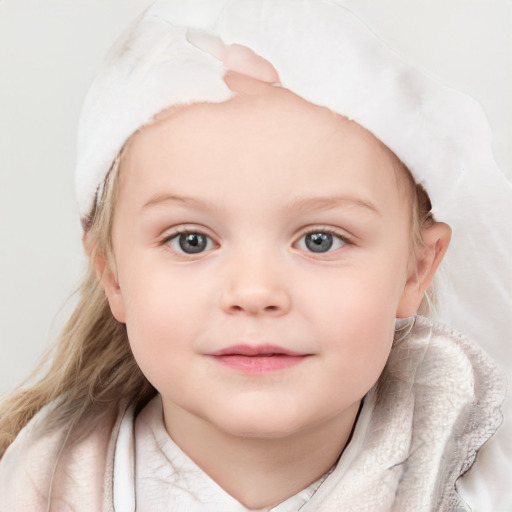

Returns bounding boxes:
[75,0,511,491]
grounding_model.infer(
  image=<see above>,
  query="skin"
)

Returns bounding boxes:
[96,73,451,509]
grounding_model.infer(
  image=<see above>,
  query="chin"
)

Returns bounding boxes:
[207,402,321,440]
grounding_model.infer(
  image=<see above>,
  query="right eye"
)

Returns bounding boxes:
[166,232,215,254]
[295,230,348,254]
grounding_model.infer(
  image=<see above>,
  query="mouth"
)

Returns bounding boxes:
[206,344,310,373]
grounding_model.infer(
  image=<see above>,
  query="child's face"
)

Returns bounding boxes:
[104,77,416,440]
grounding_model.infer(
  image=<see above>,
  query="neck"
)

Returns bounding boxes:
[162,401,360,510]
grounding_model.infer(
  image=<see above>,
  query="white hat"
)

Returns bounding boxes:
[75,0,512,506]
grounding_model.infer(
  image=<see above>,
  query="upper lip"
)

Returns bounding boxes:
[207,344,308,357]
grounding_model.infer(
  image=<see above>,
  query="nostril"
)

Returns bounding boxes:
[228,304,280,314]
[221,288,291,316]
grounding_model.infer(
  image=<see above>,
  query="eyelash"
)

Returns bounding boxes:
[294,228,351,254]
[159,227,352,256]
[160,227,217,255]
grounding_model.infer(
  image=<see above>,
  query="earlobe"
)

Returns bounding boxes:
[397,222,452,318]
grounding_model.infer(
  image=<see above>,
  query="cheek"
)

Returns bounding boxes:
[304,264,404,394]
[117,265,202,384]
[323,293,394,388]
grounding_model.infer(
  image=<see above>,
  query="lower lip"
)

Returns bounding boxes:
[209,354,308,374]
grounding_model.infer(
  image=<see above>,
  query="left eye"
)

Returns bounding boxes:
[297,231,346,253]
[167,232,214,254]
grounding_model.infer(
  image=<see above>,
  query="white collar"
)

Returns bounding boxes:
[113,395,339,512]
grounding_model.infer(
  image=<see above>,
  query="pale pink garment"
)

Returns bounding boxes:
[0,317,504,511]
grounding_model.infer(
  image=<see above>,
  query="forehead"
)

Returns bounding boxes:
[119,80,407,218]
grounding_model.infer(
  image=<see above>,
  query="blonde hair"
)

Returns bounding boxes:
[0,151,155,458]
[0,144,434,458]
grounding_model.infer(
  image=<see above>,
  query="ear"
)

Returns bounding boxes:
[396,222,451,318]
[83,234,127,324]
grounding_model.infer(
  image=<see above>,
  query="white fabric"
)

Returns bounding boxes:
[75,1,512,508]
[129,396,331,511]
[0,316,502,511]
[111,317,505,512]
[113,406,136,512]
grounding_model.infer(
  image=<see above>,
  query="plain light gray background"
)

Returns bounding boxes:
[1,0,511,394]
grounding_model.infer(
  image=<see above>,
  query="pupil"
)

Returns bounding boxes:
[179,233,207,253]
[305,232,333,253]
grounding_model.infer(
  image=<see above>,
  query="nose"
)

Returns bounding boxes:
[219,252,291,316]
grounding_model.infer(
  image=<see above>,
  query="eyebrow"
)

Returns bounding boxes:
[142,192,380,215]
[287,195,381,216]
[142,193,219,211]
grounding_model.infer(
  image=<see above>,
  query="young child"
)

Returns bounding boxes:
[1,1,510,510]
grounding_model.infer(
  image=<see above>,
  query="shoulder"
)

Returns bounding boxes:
[384,316,506,510]
[0,401,66,511]
[390,316,505,409]
[305,316,505,511]
[0,399,127,512]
